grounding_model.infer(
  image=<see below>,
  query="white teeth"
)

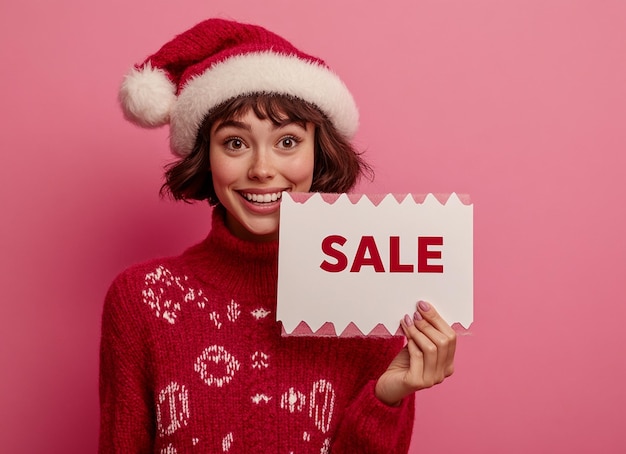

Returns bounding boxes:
[244,192,283,203]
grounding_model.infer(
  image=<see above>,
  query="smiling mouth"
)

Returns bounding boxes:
[241,191,283,203]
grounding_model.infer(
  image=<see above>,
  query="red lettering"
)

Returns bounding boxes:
[321,235,444,273]
[350,236,385,272]
[418,237,444,273]
[389,236,414,272]
[320,235,348,272]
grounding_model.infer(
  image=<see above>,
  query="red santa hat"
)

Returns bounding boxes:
[119,18,359,157]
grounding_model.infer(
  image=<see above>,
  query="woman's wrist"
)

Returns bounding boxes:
[374,379,404,407]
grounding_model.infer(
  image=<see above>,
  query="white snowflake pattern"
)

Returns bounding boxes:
[280,387,306,413]
[194,346,241,388]
[156,382,190,437]
[227,299,241,322]
[222,432,234,452]
[320,438,331,454]
[251,351,269,369]
[159,444,177,454]
[251,393,272,404]
[251,308,271,320]
[309,380,336,434]
[142,266,208,324]
[209,311,222,329]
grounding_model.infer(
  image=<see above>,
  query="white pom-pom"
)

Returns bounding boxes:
[119,63,176,127]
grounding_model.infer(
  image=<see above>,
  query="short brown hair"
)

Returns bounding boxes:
[161,94,372,204]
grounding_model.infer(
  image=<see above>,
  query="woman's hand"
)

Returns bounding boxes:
[375,301,457,406]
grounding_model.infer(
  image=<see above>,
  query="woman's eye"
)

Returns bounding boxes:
[225,138,245,150]
[279,136,299,149]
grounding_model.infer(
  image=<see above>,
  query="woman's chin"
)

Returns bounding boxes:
[225,214,279,242]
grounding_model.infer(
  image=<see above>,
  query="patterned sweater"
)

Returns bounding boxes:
[99,207,415,453]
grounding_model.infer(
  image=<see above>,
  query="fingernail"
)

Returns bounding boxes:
[404,314,412,326]
[418,300,431,312]
[414,311,423,322]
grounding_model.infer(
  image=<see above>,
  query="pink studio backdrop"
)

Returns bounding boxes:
[1,1,624,452]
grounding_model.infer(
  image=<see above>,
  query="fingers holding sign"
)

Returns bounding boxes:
[375,301,457,406]
[403,301,456,385]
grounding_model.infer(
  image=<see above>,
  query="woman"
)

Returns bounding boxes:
[100,18,455,453]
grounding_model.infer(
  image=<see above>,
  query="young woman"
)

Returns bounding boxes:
[100,18,456,453]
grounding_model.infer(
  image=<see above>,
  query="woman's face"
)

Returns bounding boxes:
[209,109,315,241]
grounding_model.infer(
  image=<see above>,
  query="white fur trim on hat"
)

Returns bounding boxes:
[119,63,177,127]
[169,52,359,156]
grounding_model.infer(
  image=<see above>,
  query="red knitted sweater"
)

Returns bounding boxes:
[99,207,415,453]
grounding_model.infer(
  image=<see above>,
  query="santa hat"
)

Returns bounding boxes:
[119,18,359,157]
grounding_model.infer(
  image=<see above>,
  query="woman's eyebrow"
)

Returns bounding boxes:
[213,120,251,134]
[274,119,308,130]
[213,118,308,134]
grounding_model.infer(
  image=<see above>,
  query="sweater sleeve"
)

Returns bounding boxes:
[99,274,155,453]
[330,380,415,454]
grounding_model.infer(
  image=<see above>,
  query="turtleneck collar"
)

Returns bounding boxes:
[180,205,279,298]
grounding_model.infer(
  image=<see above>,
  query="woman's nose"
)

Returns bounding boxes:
[247,149,275,181]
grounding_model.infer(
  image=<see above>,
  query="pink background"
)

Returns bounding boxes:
[1,0,625,452]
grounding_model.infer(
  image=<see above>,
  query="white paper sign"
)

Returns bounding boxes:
[277,193,473,336]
